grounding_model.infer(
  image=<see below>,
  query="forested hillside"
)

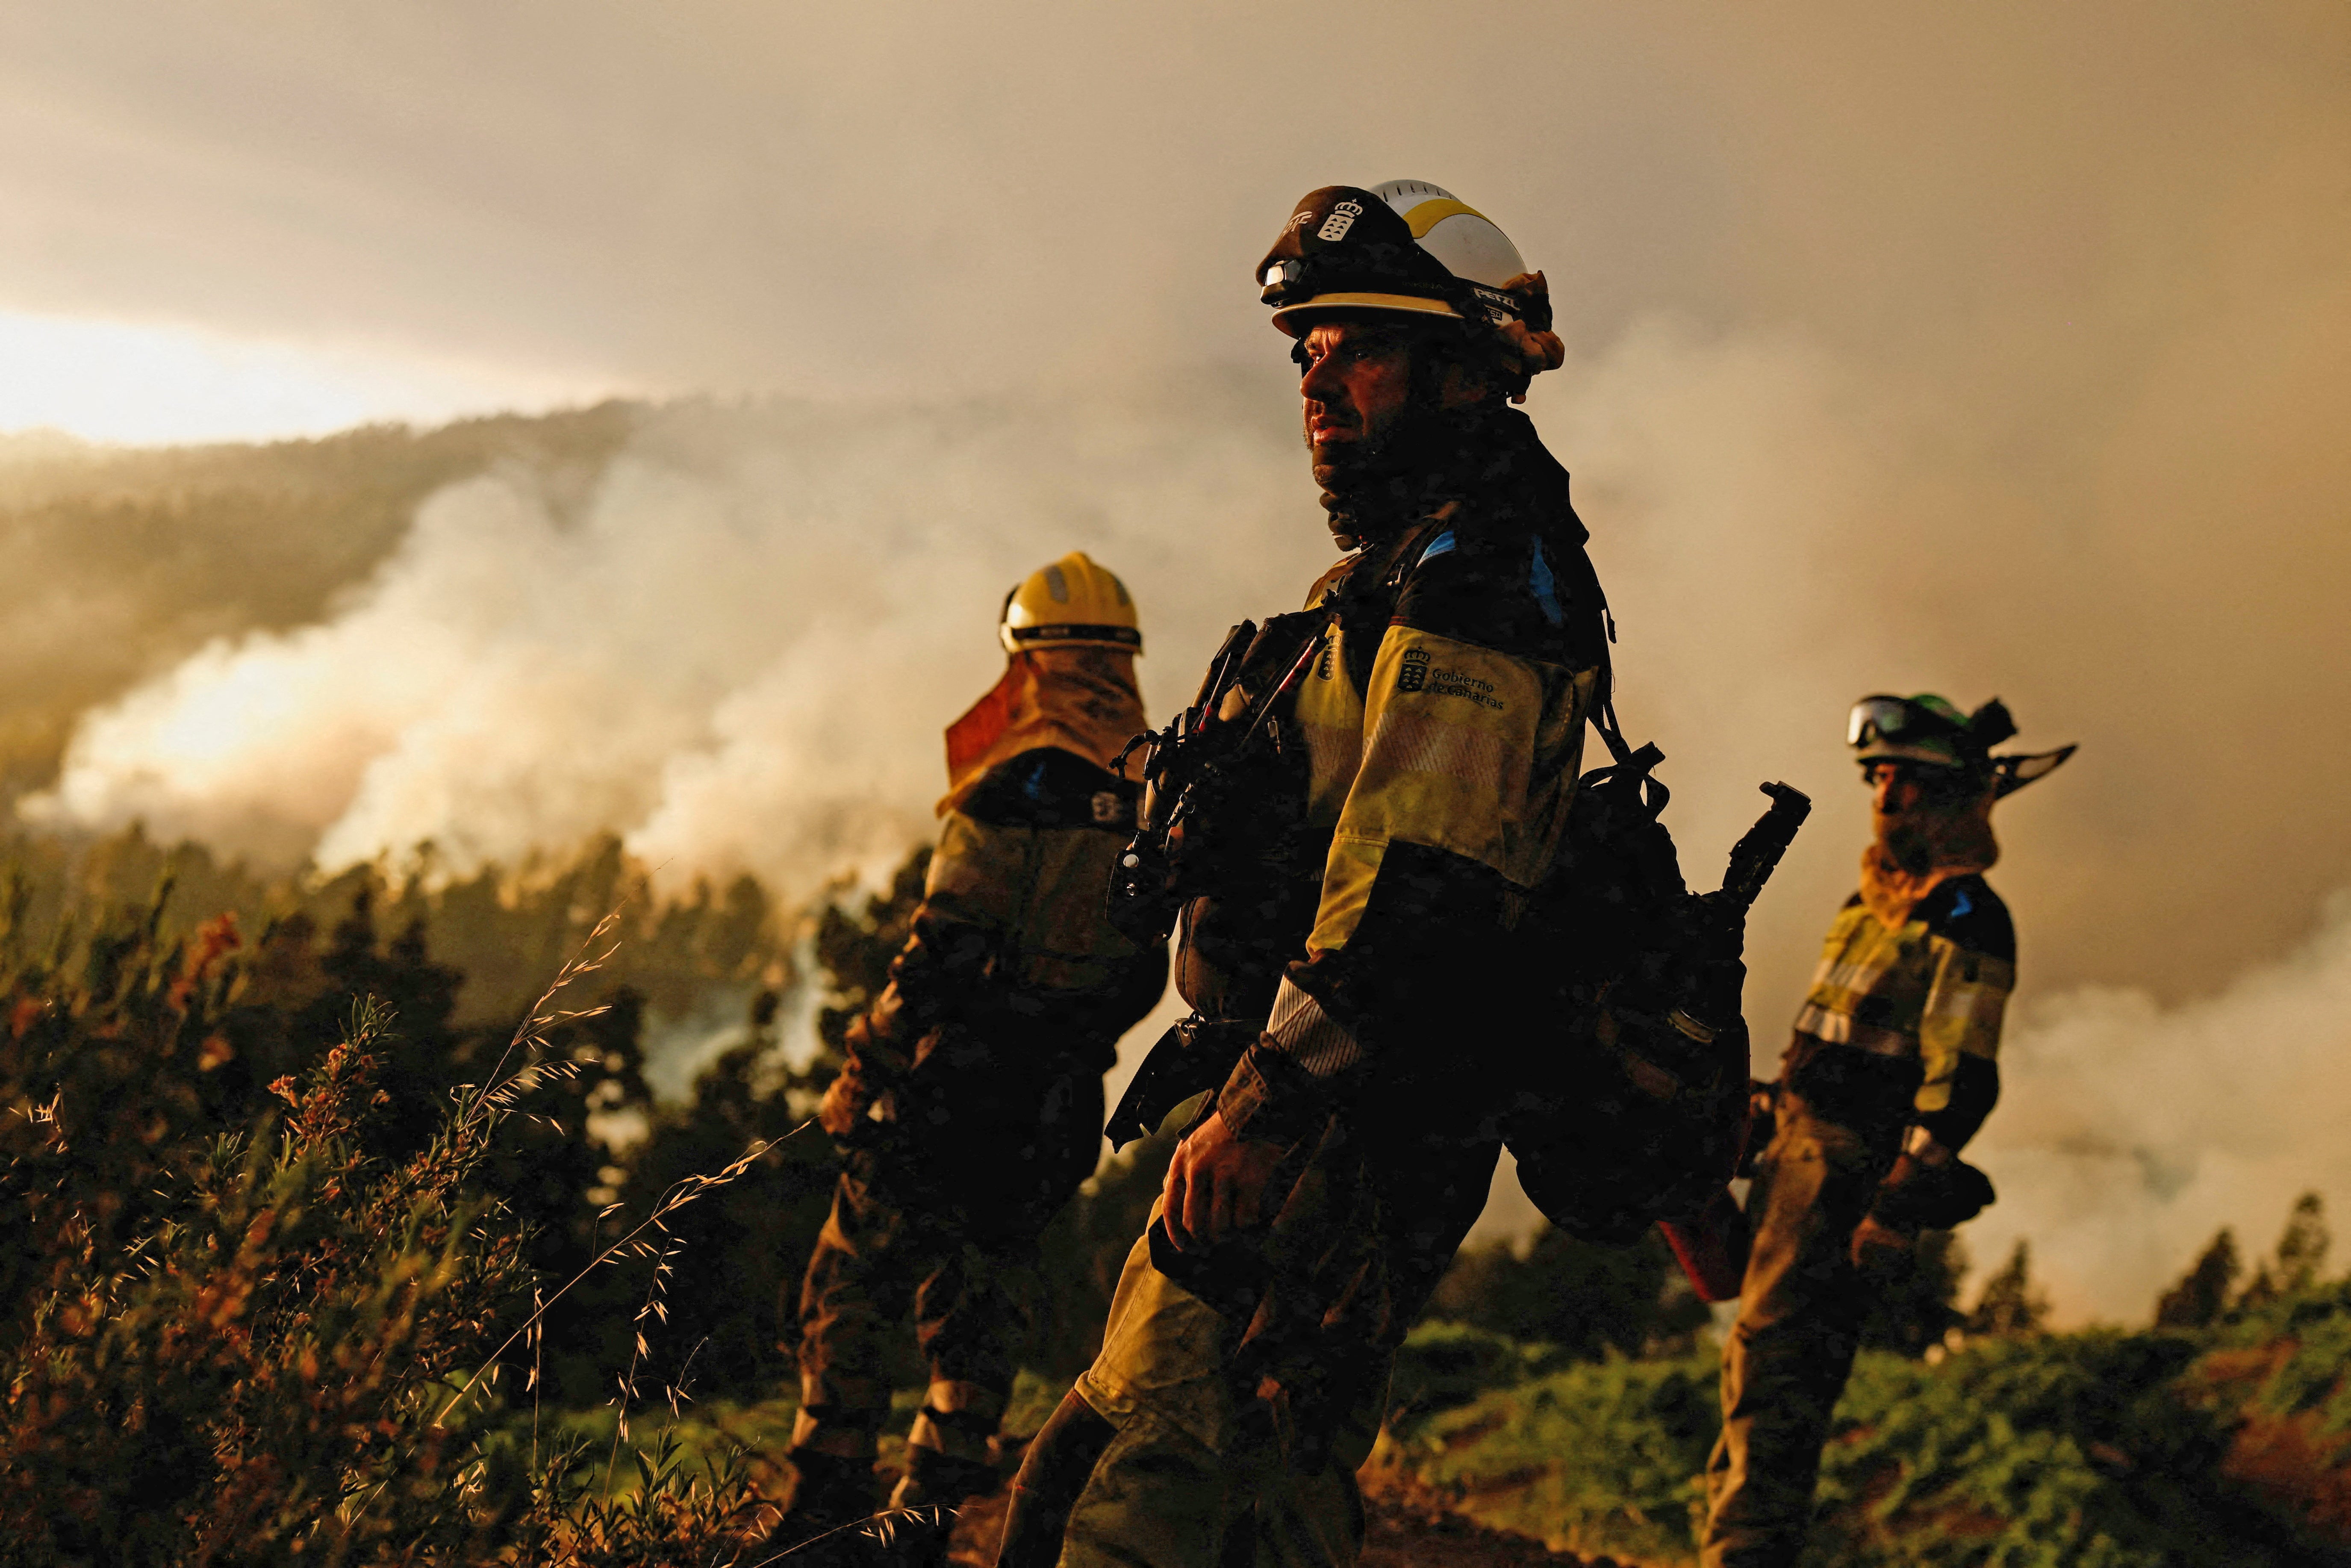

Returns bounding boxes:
[0,405,638,793]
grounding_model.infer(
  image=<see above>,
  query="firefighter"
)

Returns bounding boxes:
[1698,693,2073,1568]
[774,553,1168,1540]
[996,180,1597,1568]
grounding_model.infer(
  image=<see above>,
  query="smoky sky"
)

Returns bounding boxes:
[5,3,2336,401]
[6,0,2350,1319]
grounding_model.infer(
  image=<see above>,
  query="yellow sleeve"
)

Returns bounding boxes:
[859,809,1016,1050]
[871,773,1164,1054]
[1914,934,2015,1113]
[926,810,1025,925]
[1309,623,1579,959]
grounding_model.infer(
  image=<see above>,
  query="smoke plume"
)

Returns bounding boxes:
[1969,894,2351,1324]
[25,292,2351,1326]
[22,378,1329,890]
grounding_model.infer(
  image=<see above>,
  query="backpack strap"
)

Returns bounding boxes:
[1546,527,1642,770]
[1556,532,1669,810]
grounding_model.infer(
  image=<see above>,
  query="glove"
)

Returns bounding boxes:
[1854,1144,1995,1270]
[818,1057,878,1142]
[1869,1151,1997,1234]
[819,1014,910,1145]
[1850,1212,1915,1276]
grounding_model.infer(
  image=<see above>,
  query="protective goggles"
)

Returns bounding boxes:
[1847,695,1961,750]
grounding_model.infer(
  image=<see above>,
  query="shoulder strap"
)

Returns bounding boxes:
[1591,691,1636,769]
[1544,528,1638,769]
[1316,523,1442,698]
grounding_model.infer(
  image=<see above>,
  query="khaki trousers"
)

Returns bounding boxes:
[794,1053,1105,1465]
[1060,1208,1383,1568]
[1699,1092,1900,1568]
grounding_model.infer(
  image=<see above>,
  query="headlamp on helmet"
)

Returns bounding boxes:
[1258,182,1538,328]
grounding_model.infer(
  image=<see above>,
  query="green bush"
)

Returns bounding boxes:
[0,922,534,1562]
[1812,1335,2233,1568]
[1379,1335,1721,1564]
[1425,1222,1711,1362]
[0,890,772,1563]
[1378,1294,2351,1568]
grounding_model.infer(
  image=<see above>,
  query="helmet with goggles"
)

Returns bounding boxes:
[1849,693,2074,797]
[1255,180,1567,386]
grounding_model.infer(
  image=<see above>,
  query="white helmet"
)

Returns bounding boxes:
[1255,180,1566,380]
[1256,181,1522,329]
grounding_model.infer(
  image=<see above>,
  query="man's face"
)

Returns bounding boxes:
[1864,760,1927,817]
[1294,320,1416,487]
[1864,760,1985,817]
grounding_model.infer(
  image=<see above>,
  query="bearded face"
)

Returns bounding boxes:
[1869,762,1997,875]
[1294,320,1420,494]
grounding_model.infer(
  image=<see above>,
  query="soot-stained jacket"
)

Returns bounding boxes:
[1790,875,2013,1151]
[860,747,1168,1076]
[1212,410,1611,1143]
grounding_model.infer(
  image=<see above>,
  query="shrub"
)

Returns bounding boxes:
[0,976,530,1563]
[1377,1340,1722,1564]
[584,994,843,1407]
[1376,1288,2351,1568]
[1424,1222,1710,1362]
[0,895,774,1564]
[1812,1335,2221,1568]
[2181,1274,2351,1547]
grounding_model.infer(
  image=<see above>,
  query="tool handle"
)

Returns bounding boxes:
[1718,781,1812,912]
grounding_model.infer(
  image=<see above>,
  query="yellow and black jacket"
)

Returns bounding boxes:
[1204,409,1612,1141]
[857,644,1168,1088]
[1785,875,2013,1150]
[862,745,1168,1076]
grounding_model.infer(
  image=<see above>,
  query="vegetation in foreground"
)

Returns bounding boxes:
[5,824,2347,1565]
[0,834,1190,1563]
[0,866,809,1564]
[1383,1203,2351,1568]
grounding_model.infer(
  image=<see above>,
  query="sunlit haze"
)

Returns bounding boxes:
[0,310,601,444]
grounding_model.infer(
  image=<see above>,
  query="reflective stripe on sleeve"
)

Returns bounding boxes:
[1361,710,1512,793]
[1791,1005,1914,1058]
[1264,975,1365,1079]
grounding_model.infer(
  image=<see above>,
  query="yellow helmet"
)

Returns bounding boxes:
[999,551,1141,655]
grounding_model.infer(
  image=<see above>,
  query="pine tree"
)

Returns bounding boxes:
[2154,1227,2240,1328]
[2271,1191,2329,1293]
[1965,1240,2049,1337]
[2238,1191,2329,1308]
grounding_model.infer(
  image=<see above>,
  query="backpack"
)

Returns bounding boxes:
[1503,689,1810,1244]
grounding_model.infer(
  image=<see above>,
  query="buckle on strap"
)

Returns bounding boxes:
[1175,1015,1261,1053]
